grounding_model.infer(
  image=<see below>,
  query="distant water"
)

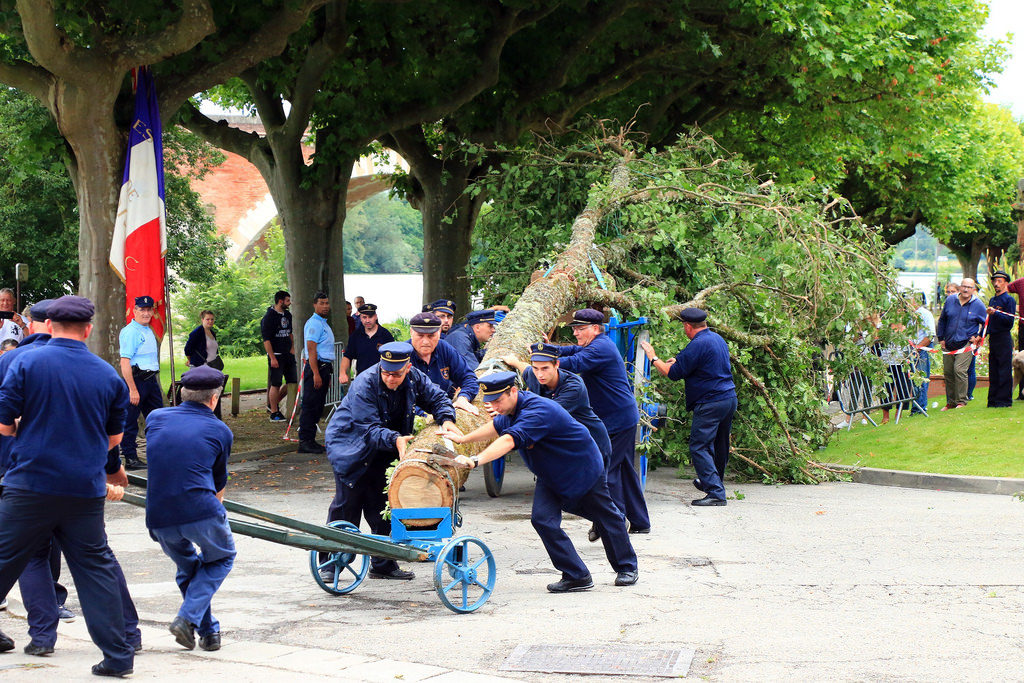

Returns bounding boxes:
[345,273,423,323]
[896,271,991,305]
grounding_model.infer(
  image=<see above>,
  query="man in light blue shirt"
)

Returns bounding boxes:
[118,295,163,469]
[299,292,335,453]
[910,293,935,414]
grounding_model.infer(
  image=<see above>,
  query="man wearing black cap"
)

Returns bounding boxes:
[426,299,457,337]
[446,310,496,370]
[408,312,480,415]
[145,365,235,652]
[556,309,650,534]
[340,303,395,382]
[986,271,1015,408]
[641,307,737,506]
[118,295,163,470]
[323,341,458,581]
[442,371,638,592]
[0,295,136,677]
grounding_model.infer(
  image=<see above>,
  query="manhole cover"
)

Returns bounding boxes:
[501,643,694,677]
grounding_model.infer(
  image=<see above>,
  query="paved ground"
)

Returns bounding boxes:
[2,454,1023,681]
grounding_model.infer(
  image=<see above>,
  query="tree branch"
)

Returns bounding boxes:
[178,101,266,162]
[240,69,287,131]
[730,355,802,461]
[282,0,349,144]
[0,59,52,103]
[15,0,80,76]
[109,0,215,69]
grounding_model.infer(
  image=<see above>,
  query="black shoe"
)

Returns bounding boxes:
[91,663,134,678]
[269,412,286,422]
[0,629,13,652]
[693,477,705,492]
[369,568,415,580]
[130,641,142,653]
[691,495,727,507]
[615,570,639,586]
[169,615,196,650]
[587,523,600,543]
[297,441,325,454]
[319,568,336,584]
[124,458,145,470]
[628,525,651,534]
[198,632,221,652]
[24,643,54,656]
[547,576,594,593]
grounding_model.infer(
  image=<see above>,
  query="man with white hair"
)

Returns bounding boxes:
[935,278,986,410]
[0,288,27,346]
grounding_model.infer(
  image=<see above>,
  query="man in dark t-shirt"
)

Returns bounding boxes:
[260,290,296,421]
[340,303,395,382]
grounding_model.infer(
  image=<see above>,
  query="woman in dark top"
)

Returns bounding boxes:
[183,310,225,416]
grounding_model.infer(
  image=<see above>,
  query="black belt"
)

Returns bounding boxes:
[131,367,159,382]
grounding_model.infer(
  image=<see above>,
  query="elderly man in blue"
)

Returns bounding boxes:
[446,309,496,369]
[935,278,987,410]
[299,292,335,453]
[442,372,637,593]
[118,294,163,470]
[642,308,737,506]
[555,309,650,534]
[145,365,234,653]
[0,295,137,678]
[407,312,480,416]
[324,342,458,582]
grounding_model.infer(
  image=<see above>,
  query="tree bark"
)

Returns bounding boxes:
[951,236,985,281]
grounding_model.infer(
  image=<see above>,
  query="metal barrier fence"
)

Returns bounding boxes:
[325,341,347,410]
[833,346,926,428]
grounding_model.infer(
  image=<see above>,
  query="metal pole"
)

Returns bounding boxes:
[164,270,177,406]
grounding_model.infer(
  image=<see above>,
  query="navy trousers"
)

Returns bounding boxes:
[327,455,397,573]
[532,476,638,581]
[150,514,235,636]
[0,490,134,670]
[689,397,737,500]
[300,361,332,444]
[122,375,163,460]
[605,428,650,529]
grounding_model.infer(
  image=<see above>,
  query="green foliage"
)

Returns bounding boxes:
[343,192,423,273]
[472,127,912,483]
[175,225,287,357]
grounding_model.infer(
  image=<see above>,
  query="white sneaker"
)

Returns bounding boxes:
[860,418,868,425]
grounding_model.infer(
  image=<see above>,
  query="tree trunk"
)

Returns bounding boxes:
[387,160,631,519]
[55,80,127,362]
[952,236,985,281]
[420,166,483,314]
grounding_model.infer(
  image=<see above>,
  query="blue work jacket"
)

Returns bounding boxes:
[522,367,611,464]
[445,327,483,369]
[325,365,455,486]
[936,294,987,348]
[410,339,479,403]
[556,333,638,434]
[667,328,737,411]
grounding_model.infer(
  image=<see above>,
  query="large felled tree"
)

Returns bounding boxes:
[0,0,325,359]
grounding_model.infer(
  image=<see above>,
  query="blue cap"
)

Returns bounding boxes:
[181,365,225,390]
[357,303,378,315]
[465,310,496,325]
[378,341,413,371]
[676,307,707,323]
[529,342,559,362]
[48,295,94,322]
[428,299,456,316]
[409,312,442,333]
[134,295,155,308]
[29,299,54,322]
[568,309,604,326]
[479,371,517,401]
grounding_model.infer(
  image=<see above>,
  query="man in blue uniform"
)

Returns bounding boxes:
[986,271,1015,408]
[445,310,496,369]
[425,299,457,338]
[641,307,737,506]
[118,294,163,470]
[556,309,650,533]
[936,278,987,410]
[340,303,395,382]
[300,292,335,453]
[443,371,638,592]
[0,295,136,677]
[260,290,296,422]
[145,365,234,652]
[324,342,458,581]
[408,312,480,415]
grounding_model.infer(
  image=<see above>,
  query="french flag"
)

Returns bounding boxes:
[109,66,167,341]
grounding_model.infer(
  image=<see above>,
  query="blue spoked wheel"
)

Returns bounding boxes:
[309,521,369,595]
[433,536,496,613]
[483,455,505,497]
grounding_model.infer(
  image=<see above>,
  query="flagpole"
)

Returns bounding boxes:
[165,268,177,406]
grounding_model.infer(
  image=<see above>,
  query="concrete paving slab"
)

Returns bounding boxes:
[337,658,449,682]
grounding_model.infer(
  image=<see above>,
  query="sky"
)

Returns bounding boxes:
[982,0,1023,116]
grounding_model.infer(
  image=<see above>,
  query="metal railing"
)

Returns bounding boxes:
[833,347,927,428]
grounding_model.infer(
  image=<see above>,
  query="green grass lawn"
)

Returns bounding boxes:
[160,355,268,393]
[820,387,1024,478]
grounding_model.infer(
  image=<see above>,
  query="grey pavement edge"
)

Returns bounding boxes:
[832,464,1024,496]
